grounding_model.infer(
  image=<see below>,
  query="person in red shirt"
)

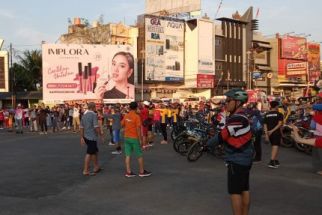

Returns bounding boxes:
[140,101,150,149]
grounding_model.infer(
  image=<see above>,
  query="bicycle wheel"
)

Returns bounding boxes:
[178,140,195,156]
[173,133,187,153]
[187,142,204,162]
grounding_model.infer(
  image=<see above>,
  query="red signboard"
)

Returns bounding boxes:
[281,36,307,60]
[307,43,321,82]
[197,74,214,88]
[279,59,307,77]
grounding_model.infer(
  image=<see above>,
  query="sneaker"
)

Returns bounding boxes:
[274,160,280,167]
[268,160,278,169]
[111,150,122,155]
[39,132,44,135]
[139,170,152,177]
[44,132,48,134]
[108,142,116,146]
[125,172,136,178]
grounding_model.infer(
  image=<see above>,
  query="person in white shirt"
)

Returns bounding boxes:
[73,104,80,132]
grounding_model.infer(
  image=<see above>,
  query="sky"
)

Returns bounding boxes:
[0,0,321,57]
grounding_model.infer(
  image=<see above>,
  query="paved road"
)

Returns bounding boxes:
[0,129,321,215]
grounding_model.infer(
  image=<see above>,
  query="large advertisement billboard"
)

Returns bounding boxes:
[307,43,320,82]
[145,0,201,15]
[0,51,9,92]
[278,58,307,81]
[42,44,135,103]
[281,36,307,60]
[145,16,184,82]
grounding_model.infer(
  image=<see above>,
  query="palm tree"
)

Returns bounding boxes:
[16,50,42,91]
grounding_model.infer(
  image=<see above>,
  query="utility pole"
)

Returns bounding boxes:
[141,50,145,101]
[10,43,16,108]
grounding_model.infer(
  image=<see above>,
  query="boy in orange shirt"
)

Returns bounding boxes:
[121,102,151,178]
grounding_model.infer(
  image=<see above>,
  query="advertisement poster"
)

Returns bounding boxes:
[307,43,320,82]
[281,36,307,60]
[278,58,307,79]
[0,51,9,92]
[42,44,135,103]
[197,74,214,88]
[145,16,184,82]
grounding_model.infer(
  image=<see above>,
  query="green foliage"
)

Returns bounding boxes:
[12,49,42,92]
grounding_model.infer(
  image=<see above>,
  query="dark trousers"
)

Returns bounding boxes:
[254,130,263,161]
[39,118,47,132]
[160,123,167,141]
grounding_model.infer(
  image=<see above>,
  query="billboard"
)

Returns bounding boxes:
[307,43,320,82]
[42,44,135,103]
[278,58,307,79]
[197,74,214,88]
[0,51,9,92]
[145,0,201,15]
[281,36,307,60]
[145,16,184,82]
[198,19,214,75]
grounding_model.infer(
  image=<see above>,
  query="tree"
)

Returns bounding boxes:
[15,49,42,91]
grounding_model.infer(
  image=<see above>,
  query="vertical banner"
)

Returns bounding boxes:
[0,51,9,92]
[42,44,135,103]
[307,43,320,82]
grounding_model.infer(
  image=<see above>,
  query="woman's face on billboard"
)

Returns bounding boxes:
[111,54,132,83]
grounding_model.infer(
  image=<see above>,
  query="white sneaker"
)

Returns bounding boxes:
[108,142,116,146]
[111,150,122,155]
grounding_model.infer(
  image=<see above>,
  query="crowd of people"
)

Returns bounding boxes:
[2,89,322,215]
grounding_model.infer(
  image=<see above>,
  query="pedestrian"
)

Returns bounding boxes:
[0,108,4,129]
[121,101,151,178]
[38,105,48,134]
[250,103,263,162]
[29,105,38,132]
[106,107,123,155]
[15,104,23,134]
[140,101,150,149]
[73,104,80,132]
[80,102,103,176]
[159,104,168,144]
[264,100,284,168]
[220,89,253,215]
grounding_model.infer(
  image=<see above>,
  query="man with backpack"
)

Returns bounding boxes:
[220,88,253,215]
[250,103,263,162]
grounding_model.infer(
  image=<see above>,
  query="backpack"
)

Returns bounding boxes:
[252,114,263,131]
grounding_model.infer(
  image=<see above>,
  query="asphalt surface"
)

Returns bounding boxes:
[0,128,321,215]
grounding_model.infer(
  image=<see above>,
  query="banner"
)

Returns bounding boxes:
[307,43,320,82]
[145,16,184,82]
[0,51,9,92]
[278,58,307,80]
[42,44,135,103]
[281,36,307,60]
[197,74,214,88]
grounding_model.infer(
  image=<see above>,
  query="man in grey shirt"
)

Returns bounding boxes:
[80,102,103,176]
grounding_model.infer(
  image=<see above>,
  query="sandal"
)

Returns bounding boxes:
[83,172,96,176]
[93,168,104,174]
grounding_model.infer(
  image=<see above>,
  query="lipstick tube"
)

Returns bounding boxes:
[78,62,82,93]
[84,66,88,95]
[88,63,92,92]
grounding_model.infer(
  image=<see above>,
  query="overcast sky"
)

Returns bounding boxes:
[0,0,321,55]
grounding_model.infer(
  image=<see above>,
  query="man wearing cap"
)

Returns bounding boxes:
[15,104,23,134]
[140,101,150,149]
[80,102,103,176]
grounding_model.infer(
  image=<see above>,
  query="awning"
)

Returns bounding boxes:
[257,65,272,71]
[257,43,272,49]
[279,83,311,87]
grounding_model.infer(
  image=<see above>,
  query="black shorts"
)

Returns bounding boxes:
[84,138,98,155]
[269,132,281,146]
[227,163,251,194]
